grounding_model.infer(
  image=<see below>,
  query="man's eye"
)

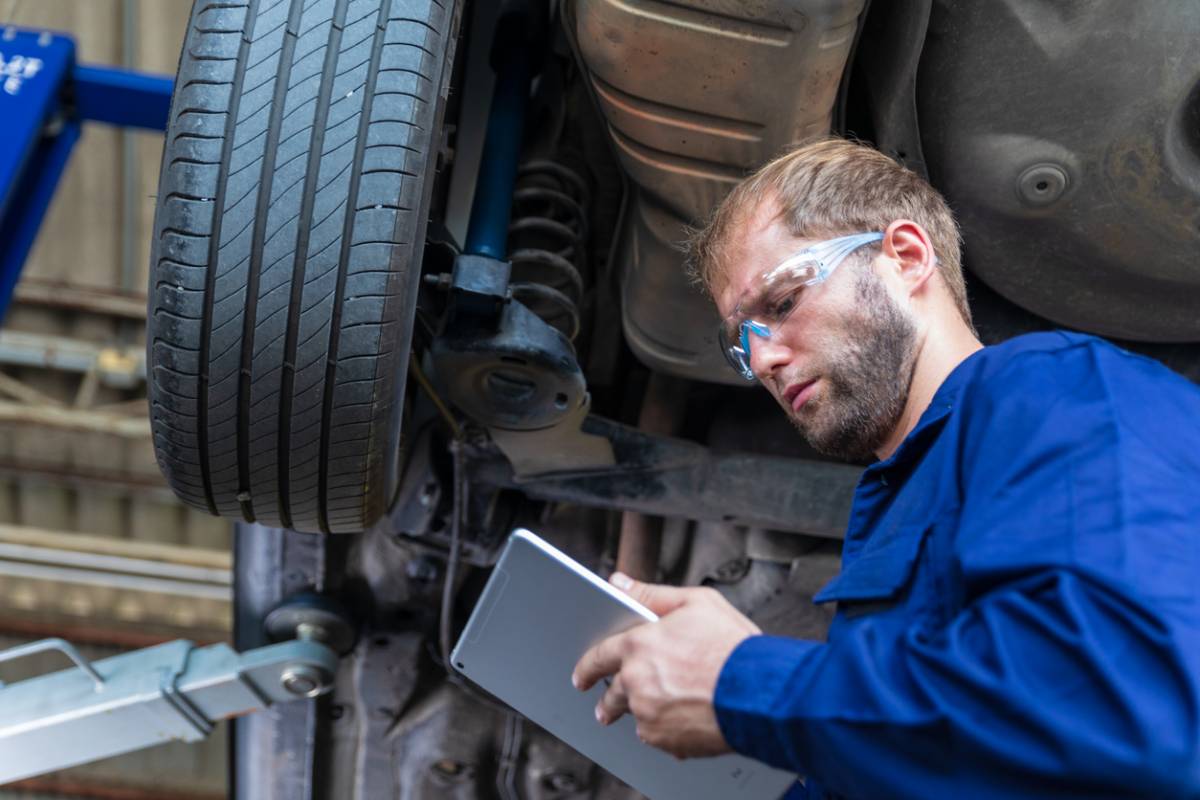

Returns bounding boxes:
[768,292,797,319]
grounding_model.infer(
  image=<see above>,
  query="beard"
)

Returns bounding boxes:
[787,267,919,462]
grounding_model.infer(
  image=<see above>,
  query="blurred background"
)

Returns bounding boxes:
[0,1,230,797]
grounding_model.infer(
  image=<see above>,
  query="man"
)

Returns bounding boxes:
[572,139,1200,799]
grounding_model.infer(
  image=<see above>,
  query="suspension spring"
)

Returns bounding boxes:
[506,159,590,340]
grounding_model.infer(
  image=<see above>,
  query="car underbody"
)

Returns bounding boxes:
[139,0,1200,796]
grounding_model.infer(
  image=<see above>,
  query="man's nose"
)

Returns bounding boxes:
[749,333,793,380]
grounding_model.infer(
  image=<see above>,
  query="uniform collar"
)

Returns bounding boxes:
[864,345,987,475]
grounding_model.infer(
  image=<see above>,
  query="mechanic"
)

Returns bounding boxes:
[571,138,1200,799]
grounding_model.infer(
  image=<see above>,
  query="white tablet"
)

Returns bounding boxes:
[451,528,797,800]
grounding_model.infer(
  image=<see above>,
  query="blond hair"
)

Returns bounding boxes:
[688,138,972,326]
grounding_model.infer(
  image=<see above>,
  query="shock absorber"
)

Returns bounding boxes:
[431,6,600,443]
[506,159,590,340]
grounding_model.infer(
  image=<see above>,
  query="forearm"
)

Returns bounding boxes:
[713,570,1199,800]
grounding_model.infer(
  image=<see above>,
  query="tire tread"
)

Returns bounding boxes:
[148,0,453,532]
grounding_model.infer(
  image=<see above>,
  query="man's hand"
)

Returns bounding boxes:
[571,572,761,759]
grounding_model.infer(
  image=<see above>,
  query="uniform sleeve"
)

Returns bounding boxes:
[716,570,1198,799]
[714,343,1200,799]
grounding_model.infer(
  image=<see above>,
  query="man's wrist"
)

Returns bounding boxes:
[714,634,824,765]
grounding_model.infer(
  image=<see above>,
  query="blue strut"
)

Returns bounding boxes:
[463,14,534,260]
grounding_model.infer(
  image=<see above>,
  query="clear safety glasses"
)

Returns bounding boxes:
[718,231,884,381]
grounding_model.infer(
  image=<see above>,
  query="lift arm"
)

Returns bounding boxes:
[0,634,338,783]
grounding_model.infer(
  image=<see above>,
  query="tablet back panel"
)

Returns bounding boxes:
[451,529,796,800]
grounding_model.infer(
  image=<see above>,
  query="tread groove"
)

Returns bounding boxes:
[318,0,392,534]
[195,0,261,515]
[236,0,302,523]
[278,0,349,531]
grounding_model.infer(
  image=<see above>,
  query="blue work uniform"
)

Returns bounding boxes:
[714,331,1200,799]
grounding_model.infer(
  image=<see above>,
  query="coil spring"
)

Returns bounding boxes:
[507,159,590,340]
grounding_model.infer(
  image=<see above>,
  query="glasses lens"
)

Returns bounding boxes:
[763,250,822,287]
[718,271,813,382]
[714,233,882,381]
[718,322,755,380]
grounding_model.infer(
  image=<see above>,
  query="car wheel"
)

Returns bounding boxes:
[148,0,456,533]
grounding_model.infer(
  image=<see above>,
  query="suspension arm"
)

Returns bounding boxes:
[468,415,860,539]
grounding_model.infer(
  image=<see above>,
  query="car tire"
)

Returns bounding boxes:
[148,0,457,533]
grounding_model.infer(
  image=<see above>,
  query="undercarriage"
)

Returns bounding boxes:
[132,0,1200,795]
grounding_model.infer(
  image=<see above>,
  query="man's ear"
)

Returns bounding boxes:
[882,219,937,298]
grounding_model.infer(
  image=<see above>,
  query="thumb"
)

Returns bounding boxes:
[610,572,690,616]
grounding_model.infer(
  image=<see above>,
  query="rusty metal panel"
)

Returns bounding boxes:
[0,399,166,490]
[0,521,231,641]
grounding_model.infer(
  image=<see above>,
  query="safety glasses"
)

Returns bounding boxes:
[718,232,884,381]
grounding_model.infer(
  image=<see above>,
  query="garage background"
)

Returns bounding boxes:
[0,1,230,798]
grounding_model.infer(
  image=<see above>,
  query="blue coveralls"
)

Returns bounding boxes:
[714,332,1200,799]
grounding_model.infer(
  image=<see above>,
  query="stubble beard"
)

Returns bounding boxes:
[788,268,919,462]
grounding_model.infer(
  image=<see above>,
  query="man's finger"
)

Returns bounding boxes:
[595,674,629,726]
[572,632,625,692]
[610,572,692,616]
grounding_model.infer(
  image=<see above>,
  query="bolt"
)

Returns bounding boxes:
[423,272,453,290]
[295,621,329,644]
[712,557,750,583]
[431,759,470,780]
[406,555,440,583]
[543,771,583,793]
[1017,163,1070,207]
[281,664,330,698]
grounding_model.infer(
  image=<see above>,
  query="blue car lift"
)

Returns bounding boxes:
[0,26,172,321]
[0,25,349,783]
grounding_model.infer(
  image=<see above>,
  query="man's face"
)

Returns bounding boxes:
[715,206,920,461]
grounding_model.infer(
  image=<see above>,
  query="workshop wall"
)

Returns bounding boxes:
[0,1,231,798]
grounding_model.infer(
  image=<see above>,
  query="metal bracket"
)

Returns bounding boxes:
[0,635,338,784]
[488,392,615,478]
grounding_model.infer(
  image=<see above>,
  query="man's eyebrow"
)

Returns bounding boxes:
[735,285,775,318]
[723,281,752,317]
